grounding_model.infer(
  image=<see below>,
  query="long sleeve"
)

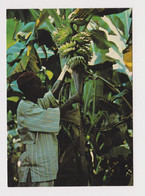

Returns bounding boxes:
[37,90,59,109]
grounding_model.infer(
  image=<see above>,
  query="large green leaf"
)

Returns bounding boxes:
[35,9,49,29]
[17,10,55,45]
[90,29,110,50]
[118,9,132,40]
[47,9,62,28]
[7,19,19,49]
[90,29,120,56]
[35,9,55,33]
[24,9,54,46]
[20,21,35,32]
[7,42,25,63]
[108,15,125,37]
[17,22,35,41]
[8,50,28,78]
[108,41,122,56]
[7,62,18,78]
[25,45,41,73]
[29,9,40,20]
[14,20,25,39]
[7,45,40,81]
[92,44,115,64]
[7,9,38,23]
[92,15,116,35]
[109,9,132,40]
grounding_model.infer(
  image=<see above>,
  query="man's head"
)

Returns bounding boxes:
[17,71,47,103]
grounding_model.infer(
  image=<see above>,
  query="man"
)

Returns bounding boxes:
[16,65,80,187]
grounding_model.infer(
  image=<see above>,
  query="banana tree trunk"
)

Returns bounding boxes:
[72,70,88,185]
[72,70,84,95]
[78,121,88,185]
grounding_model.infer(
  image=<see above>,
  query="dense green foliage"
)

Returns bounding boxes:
[7,8,133,186]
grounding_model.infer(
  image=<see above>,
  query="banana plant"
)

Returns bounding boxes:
[50,8,132,186]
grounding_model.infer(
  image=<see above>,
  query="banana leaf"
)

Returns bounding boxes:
[7,19,19,49]
[7,42,25,63]
[7,9,39,23]
[92,15,116,35]
[17,22,35,41]
[47,9,62,28]
[7,45,40,82]
[90,29,111,50]
[35,9,55,33]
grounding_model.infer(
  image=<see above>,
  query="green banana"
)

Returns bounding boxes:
[72,32,91,45]
[67,56,86,71]
[59,41,77,52]
[60,47,76,58]
[53,26,73,47]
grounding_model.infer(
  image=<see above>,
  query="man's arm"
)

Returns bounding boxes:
[51,65,72,99]
[37,65,71,109]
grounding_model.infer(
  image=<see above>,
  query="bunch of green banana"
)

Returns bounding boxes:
[76,46,92,62]
[67,56,86,71]
[68,32,93,70]
[59,41,77,58]
[53,26,73,47]
[72,32,92,45]
[53,27,93,94]
[54,30,93,70]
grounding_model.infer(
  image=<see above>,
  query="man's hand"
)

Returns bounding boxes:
[70,94,82,104]
[65,66,73,74]
[59,93,82,117]
[57,65,72,81]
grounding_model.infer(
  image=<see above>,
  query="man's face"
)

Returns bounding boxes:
[24,76,47,102]
[31,77,47,98]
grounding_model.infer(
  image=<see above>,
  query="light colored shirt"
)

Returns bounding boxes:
[17,91,60,182]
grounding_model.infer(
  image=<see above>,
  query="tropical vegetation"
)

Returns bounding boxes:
[7,8,133,186]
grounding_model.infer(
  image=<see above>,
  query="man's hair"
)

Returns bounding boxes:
[17,71,37,92]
